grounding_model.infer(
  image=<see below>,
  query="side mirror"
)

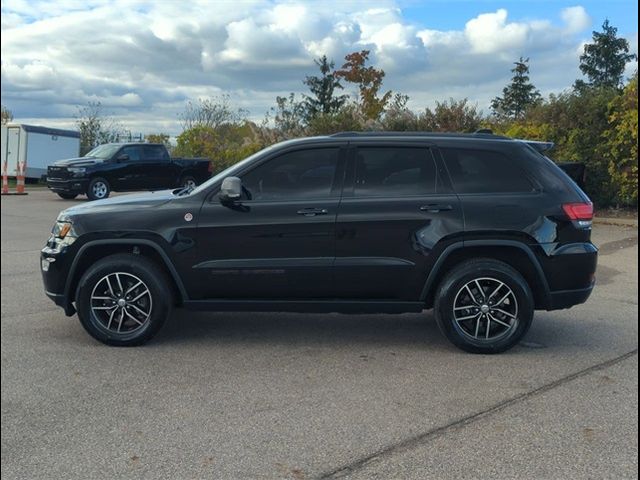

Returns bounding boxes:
[116,154,129,162]
[219,176,242,204]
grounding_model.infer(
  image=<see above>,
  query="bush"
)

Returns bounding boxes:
[174,123,262,175]
[602,74,638,207]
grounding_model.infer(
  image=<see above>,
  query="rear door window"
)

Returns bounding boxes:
[353,147,437,197]
[142,145,168,161]
[441,148,535,194]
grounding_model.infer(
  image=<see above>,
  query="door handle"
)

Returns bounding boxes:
[420,204,453,213]
[297,208,329,216]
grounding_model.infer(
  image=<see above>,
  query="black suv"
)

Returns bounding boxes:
[41,132,597,353]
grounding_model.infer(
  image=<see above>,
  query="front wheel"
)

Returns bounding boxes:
[434,258,534,354]
[87,177,111,200]
[75,254,171,346]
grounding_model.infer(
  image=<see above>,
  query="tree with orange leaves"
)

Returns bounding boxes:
[335,50,392,120]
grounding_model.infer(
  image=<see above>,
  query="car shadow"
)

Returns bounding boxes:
[153,309,449,350]
[147,307,620,355]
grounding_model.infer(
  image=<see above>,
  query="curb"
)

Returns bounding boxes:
[593,217,638,227]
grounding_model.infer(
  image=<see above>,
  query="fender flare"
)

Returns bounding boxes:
[64,239,189,306]
[419,239,551,306]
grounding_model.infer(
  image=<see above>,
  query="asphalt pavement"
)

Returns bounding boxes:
[1,189,638,479]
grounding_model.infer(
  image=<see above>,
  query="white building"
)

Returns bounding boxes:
[1,123,81,179]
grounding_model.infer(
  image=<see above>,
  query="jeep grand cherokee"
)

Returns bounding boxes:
[41,132,597,353]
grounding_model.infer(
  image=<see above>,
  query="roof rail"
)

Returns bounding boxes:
[329,131,509,139]
[518,139,555,152]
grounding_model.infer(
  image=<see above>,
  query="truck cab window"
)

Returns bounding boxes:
[120,146,142,161]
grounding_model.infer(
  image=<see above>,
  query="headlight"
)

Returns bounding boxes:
[51,221,76,244]
[68,167,86,176]
[47,217,78,251]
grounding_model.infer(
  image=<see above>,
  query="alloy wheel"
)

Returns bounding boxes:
[452,277,519,342]
[90,272,152,334]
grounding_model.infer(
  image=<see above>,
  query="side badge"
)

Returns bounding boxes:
[184,212,193,222]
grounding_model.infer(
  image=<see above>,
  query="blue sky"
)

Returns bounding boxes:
[1,0,637,135]
[401,0,637,33]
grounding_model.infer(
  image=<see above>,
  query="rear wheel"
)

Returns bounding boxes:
[57,192,78,200]
[75,254,171,346]
[87,177,110,200]
[434,258,534,354]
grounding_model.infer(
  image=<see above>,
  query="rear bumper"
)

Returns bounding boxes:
[547,281,595,310]
[47,178,89,194]
[540,242,597,310]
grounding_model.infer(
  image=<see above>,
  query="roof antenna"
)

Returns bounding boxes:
[475,128,493,134]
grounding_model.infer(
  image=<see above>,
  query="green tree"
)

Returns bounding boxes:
[494,122,556,143]
[174,123,261,174]
[512,88,620,205]
[419,98,483,132]
[335,50,392,120]
[175,96,260,172]
[380,93,418,131]
[269,93,307,139]
[179,95,247,130]
[75,102,124,155]
[303,55,348,120]
[174,126,217,158]
[145,133,172,151]
[1,105,13,125]
[491,57,541,119]
[577,20,637,89]
[602,73,638,206]
[306,103,366,135]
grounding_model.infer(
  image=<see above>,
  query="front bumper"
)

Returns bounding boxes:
[41,243,78,316]
[47,178,89,194]
[44,290,76,315]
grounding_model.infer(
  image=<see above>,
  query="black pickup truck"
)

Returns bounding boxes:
[47,143,211,200]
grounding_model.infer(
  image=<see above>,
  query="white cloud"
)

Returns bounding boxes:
[465,9,529,54]
[561,6,591,34]
[0,1,634,135]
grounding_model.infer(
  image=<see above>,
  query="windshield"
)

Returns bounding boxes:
[85,144,121,159]
[187,144,278,196]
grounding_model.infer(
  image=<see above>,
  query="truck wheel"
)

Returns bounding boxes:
[75,254,171,346]
[434,258,534,354]
[57,193,78,200]
[180,175,197,190]
[87,177,111,200]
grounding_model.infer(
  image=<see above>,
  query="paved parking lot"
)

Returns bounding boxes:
[1,189,638,479]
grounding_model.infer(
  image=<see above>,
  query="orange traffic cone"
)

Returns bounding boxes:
[1,160,28,196]
[1,159,8,195]
[16,162,26,195]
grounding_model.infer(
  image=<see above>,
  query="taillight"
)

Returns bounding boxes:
[562,202,593,221]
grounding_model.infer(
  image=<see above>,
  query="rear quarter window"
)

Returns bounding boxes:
[441,148,535,194]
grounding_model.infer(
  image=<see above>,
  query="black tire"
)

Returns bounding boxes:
[86,177,111,200]
[75,254,171,346]
[57,192,78,200]
[179,175,197,190]
[434,258,534,354]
